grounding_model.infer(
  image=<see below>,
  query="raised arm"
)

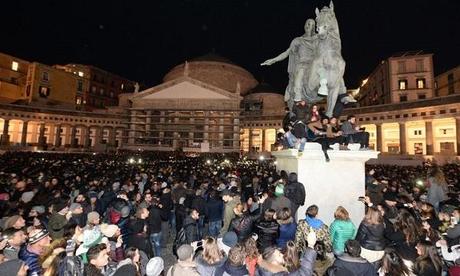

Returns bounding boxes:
[261,48,291,66]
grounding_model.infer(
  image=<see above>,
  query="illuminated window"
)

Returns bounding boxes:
[416,78,425,89]
[121,83,124,90]
[42,72,49,81]
[76,96,82,105]
[11,61,19,71]
[78,71,84,77]
[398,80,407,90]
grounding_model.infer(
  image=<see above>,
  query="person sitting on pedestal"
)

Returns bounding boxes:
[290,100,310,154]
[307,115,331,162]
[327,117,349,150]
[341,115,370,150]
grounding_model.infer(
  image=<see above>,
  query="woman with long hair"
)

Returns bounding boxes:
[244,237,259,276]
[122,247,141,276]
[284,240,300,273]
[386,209,423,262]
[427,167,448,212]
[276,208,297,250]
[355,206,387,263]
[195,236,226,276]
[378,248,413,276]
[329,206,356,255]
[413,241,442,276]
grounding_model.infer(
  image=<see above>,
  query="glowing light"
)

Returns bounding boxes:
[206,159,211,164]
[259,156,265,161]
[129,158,135,164]
[416,179,423,186]
[274,161,278,165]
[224,159,230,164]
[138,158,142,164]
[361,78,368,87]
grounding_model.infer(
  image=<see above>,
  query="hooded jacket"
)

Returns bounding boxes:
[326,253,377,276]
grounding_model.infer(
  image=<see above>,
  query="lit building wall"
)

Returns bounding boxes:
[435,66,460,97]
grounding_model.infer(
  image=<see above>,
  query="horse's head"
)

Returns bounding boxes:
[315,1,338,39]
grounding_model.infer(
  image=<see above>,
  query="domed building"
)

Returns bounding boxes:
[123,54,281,153]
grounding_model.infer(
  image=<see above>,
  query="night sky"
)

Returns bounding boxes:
[1,0,459,92]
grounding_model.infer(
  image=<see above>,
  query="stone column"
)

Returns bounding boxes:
[456,117,460,156]
[21,121,28,146]
[399,122,407,154]
[376,123,382,152]
[204,114,209,143]
[261,129,266,151]
[248,129,253,152]
[84,127,91,148]
[173,117,179,149]
[128,110,137,145]
[425,120,434,155]
[54,125,62,147]
[1,119,10,145]
[95,127,102,147]
[233,118,240,151]
[145,111,151,136]
[70,126,77,147]
[109,127,116,147]
[38,122,46,147]
[218,115,224,148]
[189,117,195,148]
[159,111,165,144]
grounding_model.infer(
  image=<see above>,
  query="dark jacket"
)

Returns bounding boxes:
[205,197,224,222]
[355,222,387,251]
[183,215,200,244]
[277,222,297,249]
[18,246,42,276]
[255,220,279,251]
[160,192,174,221]
[384,228,419,262]
[326,253,377,276]
[175,204,188,232]
[127,218,153,257]
[192,196,206,216]
[147,206,163,234]
[228,207,262,241]
[214,260,249,276]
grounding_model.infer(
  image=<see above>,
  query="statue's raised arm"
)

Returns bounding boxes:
[261,49,290,66]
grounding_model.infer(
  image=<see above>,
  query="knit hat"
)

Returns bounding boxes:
[274,184,284,197]
[4,215,22,229]
[100,224,119,238]
[146,257,164,276]
[31,205,46,214]
[69,203,82,213]
[88,191,98,199]
[28,228,49,244]
[87,212,100,224]
[20,191,35,203]
[177,244,194,261]
[0,259,26,275]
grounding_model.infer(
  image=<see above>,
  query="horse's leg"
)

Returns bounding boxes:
[326,84,339,118]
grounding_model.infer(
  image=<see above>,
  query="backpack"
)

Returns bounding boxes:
[172,223,192,256]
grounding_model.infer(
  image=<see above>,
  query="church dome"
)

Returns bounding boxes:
[243,83,286,117]
[163,53,258,95]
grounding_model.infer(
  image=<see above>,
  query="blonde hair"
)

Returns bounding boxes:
[202,237,224,265]
[334,206,350,221]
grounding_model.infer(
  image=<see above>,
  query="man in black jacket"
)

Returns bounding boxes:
[326,240,377,276]
[147,199,166,257]
[284,172,306,220]
[183,208,200,244]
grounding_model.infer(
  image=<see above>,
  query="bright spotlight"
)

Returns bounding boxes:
[274,161,278,165]
[259,156,265,161]
[206,159,211,164]
[128,158,135,164]
[138,158,142,164]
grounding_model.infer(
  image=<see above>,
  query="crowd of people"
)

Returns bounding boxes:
[0,150,458,276]
[278,102,370,161]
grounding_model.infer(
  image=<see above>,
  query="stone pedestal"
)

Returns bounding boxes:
[272,145,379,226]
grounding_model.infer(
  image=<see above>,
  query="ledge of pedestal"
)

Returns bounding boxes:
[272,147,380,162]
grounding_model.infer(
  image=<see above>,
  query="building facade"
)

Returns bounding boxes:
[0,50,459,157]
